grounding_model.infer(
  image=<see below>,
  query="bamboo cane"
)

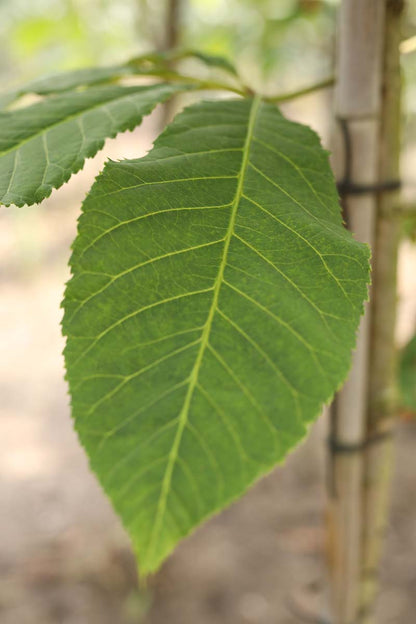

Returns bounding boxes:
[361,2,405,622]
[327,1,386,622]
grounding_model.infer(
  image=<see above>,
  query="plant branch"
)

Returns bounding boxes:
[128,53,333,102]
[128,67,248,97]
[266,77,335,103]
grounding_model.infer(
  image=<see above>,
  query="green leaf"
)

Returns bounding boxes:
[0,64,138,107]
[63,97,370,574]
[0,83,187,207]
[128,49,239,77]
[399,334,416,412]
[0,63,155,110]
[0,92,20,110]
[176,49,239,76]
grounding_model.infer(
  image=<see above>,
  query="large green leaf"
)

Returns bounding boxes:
[63,97,370,574]
[0,83,186,207]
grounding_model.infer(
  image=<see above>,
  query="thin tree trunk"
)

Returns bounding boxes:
[164,0,182,52]
[327,1,386,622]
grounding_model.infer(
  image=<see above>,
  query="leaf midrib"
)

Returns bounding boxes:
[145,96,262,566]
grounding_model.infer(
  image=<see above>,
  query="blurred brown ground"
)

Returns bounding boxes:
[0,99,415,624]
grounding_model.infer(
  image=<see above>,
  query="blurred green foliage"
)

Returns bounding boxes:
[399,334,416,414]
[0,0,414,107]
[181,0,338,93]
[0,0,141,86]
[0,0,338,93]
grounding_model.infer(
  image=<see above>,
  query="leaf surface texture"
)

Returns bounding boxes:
[63,98,370,573]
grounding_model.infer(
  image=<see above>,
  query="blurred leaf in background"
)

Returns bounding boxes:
[0,0,341,110]
[399,334,416,417]
[0,0,143,87]
[1,0,415,102]
[179,0,338,93]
